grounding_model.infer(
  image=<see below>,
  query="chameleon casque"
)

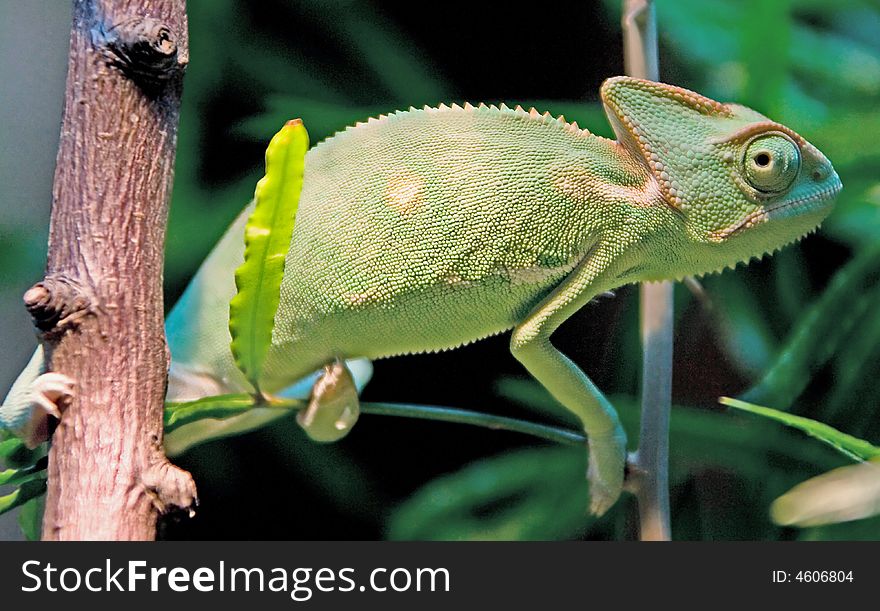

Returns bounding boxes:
[0,77,842,515]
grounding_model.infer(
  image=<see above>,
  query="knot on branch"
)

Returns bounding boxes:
[24,275,92,337]
[102,17,186,87]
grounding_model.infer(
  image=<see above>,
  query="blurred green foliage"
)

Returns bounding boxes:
[4,0,880,540]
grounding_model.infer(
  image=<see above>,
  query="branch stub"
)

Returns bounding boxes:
[102,17,187,87]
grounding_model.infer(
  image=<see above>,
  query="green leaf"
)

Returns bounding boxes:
[0,479,46,517]
[0,460,46,487]
[0,437,22,460]
[720,396,880,462]
[229,120,309,388]
[18,495,44,541]
[0,437,43,470]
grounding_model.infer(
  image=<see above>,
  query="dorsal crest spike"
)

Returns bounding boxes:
[314,98,600,152]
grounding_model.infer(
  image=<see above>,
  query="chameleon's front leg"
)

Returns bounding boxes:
[510,247,627,516]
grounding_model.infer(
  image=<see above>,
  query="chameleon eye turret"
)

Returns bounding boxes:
[741,133,801,194]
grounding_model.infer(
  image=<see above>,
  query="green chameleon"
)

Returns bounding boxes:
[1,77,842,515]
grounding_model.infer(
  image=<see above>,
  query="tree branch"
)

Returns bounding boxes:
[621,0,673,541]
[38,0,194,540]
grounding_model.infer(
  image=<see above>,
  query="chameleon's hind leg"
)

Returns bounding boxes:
[510,246,627,516]
[296,359,360,442]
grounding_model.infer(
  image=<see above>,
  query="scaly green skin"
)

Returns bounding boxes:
[1,77,842,515]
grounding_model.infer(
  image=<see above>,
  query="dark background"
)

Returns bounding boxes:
[1,0,878,541]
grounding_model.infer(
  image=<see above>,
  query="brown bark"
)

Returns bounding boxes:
[35,0,195,540]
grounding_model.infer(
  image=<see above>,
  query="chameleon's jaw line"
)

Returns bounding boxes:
[711,179,842,241]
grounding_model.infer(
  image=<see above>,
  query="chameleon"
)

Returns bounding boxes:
[0,77,842,515]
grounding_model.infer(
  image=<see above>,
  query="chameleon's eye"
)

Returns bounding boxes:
[742,134,801,193]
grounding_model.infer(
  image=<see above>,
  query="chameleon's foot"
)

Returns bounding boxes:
[30,373,75,419]
[296,360,360,442]
[586,426,627,516]
[142,453,198,517]
[22,372,76,448]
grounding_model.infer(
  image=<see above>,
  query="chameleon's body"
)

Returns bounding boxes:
[1,78,842,514]
[271,104,654,383]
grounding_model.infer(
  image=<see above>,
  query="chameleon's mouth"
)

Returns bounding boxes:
[710,180,842,241]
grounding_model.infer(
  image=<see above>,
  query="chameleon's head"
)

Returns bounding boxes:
[600,77,841,266]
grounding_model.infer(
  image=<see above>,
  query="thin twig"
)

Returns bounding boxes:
[621,0,673,541]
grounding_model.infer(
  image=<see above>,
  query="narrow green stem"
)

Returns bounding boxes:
[165,393,587,446]
[360,402,586,446]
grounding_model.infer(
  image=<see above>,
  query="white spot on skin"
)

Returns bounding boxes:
[503,253,581,286]
[555,171,660,208]
[344,287,385,306]
[443,273,470,287]
[385,172,424,214]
